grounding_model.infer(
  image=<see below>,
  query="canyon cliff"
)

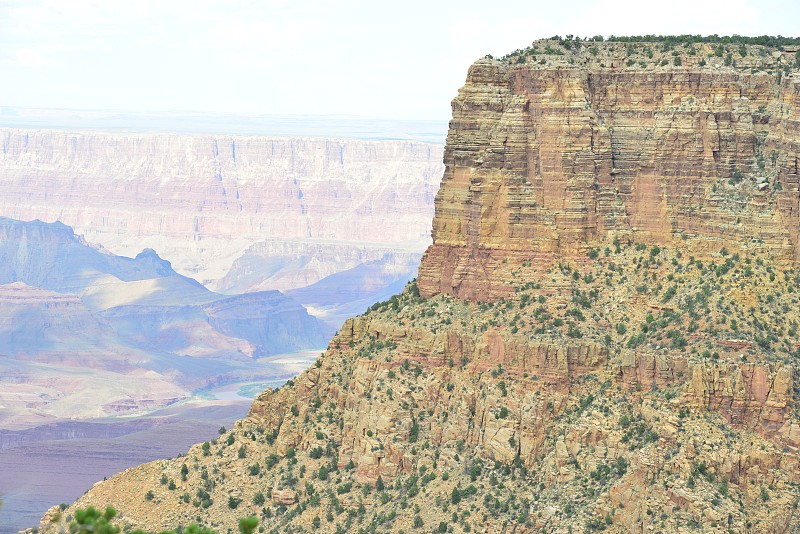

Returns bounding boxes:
[419,41,800,301]
[39,38,800,534]
[0,132,443,299]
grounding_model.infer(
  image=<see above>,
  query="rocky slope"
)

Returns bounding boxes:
[39,38,800,534]
[0,132,443,296]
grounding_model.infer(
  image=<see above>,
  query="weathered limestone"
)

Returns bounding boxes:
[420,45,800,300]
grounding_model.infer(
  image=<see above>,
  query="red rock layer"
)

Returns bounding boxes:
[420,57,800,300]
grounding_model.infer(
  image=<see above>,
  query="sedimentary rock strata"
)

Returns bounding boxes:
[420,41,800,300]
[0,132,443,289]
[40,38,800,534]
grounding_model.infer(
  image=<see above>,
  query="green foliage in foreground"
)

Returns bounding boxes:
[65,507,119,534]
[62,505,257,534]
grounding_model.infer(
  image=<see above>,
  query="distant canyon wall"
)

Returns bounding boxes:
[0,130,444,288]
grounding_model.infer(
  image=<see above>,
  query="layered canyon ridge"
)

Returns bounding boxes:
[0,131,443,308]
[40,37,800,533]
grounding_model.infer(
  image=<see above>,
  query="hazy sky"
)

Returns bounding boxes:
[1,0,799,120]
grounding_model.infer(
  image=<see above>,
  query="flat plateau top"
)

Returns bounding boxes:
[498,37,800,74]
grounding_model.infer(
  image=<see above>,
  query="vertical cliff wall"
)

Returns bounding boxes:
[420,42,800,300]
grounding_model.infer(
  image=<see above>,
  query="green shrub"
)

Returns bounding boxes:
[318,466,330,481]
[409,419,420,442]
[67,507,121,534]
[239,517,258,534]
[63,506,255,534]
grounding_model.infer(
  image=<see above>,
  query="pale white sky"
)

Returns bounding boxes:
[1,0,798,120]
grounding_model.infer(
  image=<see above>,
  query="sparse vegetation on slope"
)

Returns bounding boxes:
[42,242,800,532]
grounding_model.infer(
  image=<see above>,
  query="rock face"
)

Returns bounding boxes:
[40,39,800,534]
[419,42,800,300]
[0,132,443,292]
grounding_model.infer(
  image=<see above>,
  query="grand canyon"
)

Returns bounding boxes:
[33,36,800,533]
